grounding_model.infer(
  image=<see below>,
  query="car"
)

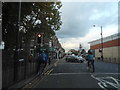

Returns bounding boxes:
[74,55,85,63]
[65,55,84,63]
[65,55,76,62]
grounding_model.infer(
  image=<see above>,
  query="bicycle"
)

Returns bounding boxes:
[87,60,95,73]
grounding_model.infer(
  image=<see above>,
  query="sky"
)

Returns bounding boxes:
[56,1,118,52]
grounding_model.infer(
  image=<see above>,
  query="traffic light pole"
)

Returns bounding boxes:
[41,33,43,47]
[37,33,44,52]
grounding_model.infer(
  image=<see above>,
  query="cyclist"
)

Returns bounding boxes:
[87,50,95,72]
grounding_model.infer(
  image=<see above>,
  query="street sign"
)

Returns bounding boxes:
[40,47,46,51]
[40,48,46,51]
[49,47,55,51]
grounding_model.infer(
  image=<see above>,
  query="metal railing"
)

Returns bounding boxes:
[2,50,37,89]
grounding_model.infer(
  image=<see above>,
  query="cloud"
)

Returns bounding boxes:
[60,24,118,52]
[57,2,117,37]
[102,24,118,37]
[58,37,80,51]
[56,2,118,52]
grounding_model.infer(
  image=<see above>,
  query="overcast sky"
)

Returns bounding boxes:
[56,1,118,52]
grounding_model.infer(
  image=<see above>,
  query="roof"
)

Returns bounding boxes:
[88,33,120,46]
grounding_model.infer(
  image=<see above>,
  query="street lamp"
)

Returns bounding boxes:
[93,25,103,61]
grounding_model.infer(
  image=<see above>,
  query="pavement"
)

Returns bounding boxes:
[8,59,59,89]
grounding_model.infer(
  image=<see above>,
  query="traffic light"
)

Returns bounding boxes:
[99,49,102,52]
[37,33,42,44]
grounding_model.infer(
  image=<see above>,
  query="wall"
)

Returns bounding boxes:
[90,38,120,49]
[94,46,119,63]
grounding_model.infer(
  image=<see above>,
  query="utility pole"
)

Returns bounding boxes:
[101,26,103,61]
[93,25,104,61]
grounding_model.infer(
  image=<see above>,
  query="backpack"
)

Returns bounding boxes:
[87,54,94,60]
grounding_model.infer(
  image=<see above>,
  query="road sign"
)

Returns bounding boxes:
[40,47,46,51]
[49,47,55,51]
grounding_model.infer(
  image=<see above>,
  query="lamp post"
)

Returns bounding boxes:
[93,25,103,61]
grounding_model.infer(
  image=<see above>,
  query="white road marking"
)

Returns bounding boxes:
[49,72,120,75]
[91,74,120,89]
[49,73,90,75]
[98,82,107,90]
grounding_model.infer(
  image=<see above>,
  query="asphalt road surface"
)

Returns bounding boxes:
[32,57,120,89]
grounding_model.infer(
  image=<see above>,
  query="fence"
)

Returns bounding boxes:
[2,49,57,89]
[2,49,37,89]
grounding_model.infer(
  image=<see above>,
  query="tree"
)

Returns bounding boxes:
[2,2,62,50]
[69,49,78,55]
[2,2,62,81]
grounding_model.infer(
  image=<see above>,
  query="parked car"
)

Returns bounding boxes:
[65,55,84,63]
[74,55,85,63]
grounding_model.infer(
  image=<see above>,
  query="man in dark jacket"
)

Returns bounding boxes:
[36,52,43,75]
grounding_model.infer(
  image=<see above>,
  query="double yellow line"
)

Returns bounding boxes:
[22,68,54,89]
[44,68,54,75]
[22,60,59,89]
[22,76,41,89]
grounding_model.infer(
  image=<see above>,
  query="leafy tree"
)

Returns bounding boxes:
[2,2,62,82]
[2,2,62,50]
[69,49,79,55]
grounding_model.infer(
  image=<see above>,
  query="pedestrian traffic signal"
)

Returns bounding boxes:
[37,34,42,44]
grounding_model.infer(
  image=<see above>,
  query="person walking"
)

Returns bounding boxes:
[36,52,43,75]
[42,51,47,68]
[48,54,51,65]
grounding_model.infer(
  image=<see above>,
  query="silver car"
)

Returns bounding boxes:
[66,55,84,63]
[74,55,85,63]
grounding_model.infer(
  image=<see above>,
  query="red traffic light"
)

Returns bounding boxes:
[38,34,42,37]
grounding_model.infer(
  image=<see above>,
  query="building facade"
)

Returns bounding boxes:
[88,33,120,64]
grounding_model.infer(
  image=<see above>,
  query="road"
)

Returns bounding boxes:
[30,57,119,89]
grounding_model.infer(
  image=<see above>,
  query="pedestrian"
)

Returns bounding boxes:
[87,50,95,72]
[36,51,43,75]
[48,54,51,65]
[42,51,47,68]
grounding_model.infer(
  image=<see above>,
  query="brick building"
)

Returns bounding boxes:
[88,33,120,64]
